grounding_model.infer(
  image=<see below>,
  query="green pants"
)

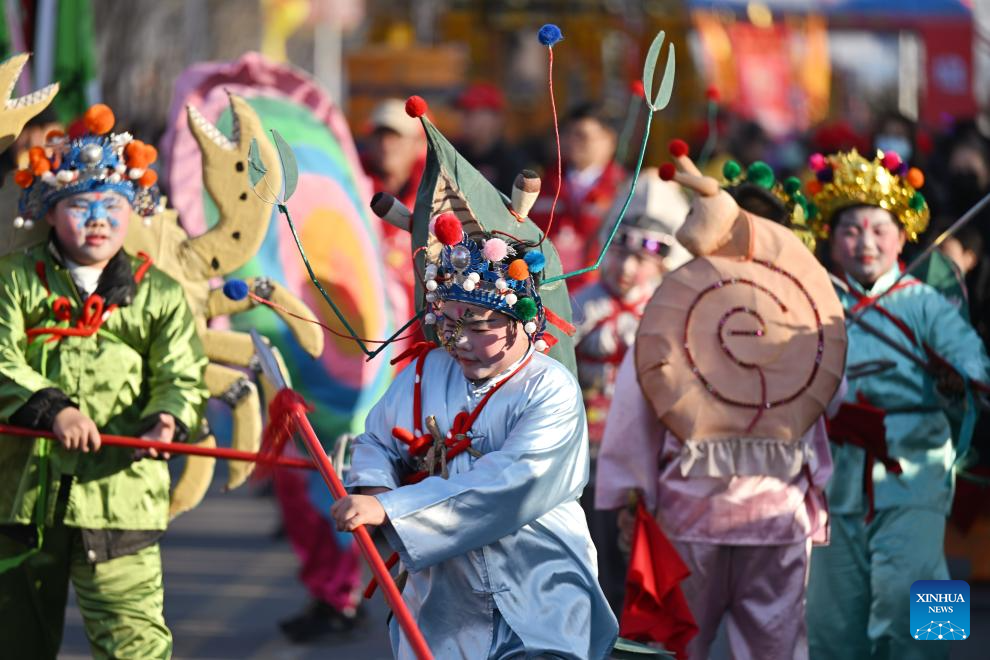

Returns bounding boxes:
[0,523,171,660]
[807,508,949,660]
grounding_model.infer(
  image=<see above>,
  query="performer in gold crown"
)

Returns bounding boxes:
[803,149,989,659]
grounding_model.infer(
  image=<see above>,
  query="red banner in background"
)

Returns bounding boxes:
[916,20,977,124]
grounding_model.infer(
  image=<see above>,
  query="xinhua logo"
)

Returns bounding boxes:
[910,580,970,641]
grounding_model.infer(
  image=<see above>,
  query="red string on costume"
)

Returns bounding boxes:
[27,253,156,345]
[365,351,534,599]
[26,295,118,344]
[537,45,562,247]
[246,292,422,346]
[845,275,921,345]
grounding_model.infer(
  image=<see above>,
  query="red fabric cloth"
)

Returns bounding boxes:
[620,499,698,658]
[529,160,626,289]
[826,397,902,522]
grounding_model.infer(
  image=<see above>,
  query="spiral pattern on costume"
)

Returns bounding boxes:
[683,259,825,430]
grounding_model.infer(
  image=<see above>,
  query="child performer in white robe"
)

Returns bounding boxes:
[332,213,618,657]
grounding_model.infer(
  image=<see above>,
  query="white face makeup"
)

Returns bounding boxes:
[829,205,906,286]
[47,191,132,268]
[439,301,528,381]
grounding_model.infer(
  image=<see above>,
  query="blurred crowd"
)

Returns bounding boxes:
[357,84,990,348]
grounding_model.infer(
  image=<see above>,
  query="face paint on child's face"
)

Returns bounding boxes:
[47,191,132,267]
[439,301,527,381]
[829,206,906,286]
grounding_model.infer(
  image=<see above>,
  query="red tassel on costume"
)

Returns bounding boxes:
[620,500,698,658]
[256,388,311,479]
[543,307,575,336]
[390,340,436,366]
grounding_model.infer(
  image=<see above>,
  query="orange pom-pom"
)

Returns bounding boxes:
[30,158,50,176]
[139,169,158,187]
[125,140,155,168]
[906,167,925,189]
[13,170,34,188]
[45,129,65,143]
[507,259,530,281]
[83,104,115,135]
[806,180,823,195]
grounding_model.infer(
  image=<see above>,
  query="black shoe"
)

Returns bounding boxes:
[278,600,364,643]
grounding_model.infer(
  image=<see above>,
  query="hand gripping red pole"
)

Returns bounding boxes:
[269,389,433,660]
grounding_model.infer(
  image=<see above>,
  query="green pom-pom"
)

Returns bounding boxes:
[783,176,802,195]
[722,160,742,181]
[514,297,537,321]
[746,161,775,189]
[910,192,926,211]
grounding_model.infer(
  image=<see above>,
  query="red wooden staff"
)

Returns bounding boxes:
[0,424,315,470]
[250,331,433,660]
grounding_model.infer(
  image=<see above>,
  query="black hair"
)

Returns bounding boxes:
[727,184,788,224]
[564,103,616,133]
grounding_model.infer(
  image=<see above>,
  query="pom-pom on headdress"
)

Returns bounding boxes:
[13,103,162,229]
[719,157,816,251]
[421,212,552,351]
[805,148,929,242]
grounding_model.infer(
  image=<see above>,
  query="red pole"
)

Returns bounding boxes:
[289,409,433,660]
[0,424,315,470]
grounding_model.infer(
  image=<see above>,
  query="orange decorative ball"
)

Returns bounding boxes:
[139,169,158,187]
[906,167,925,189]
[83,104,115,135]
[507,259,530,281]
[806,180,823,195]
[13,170,34,188]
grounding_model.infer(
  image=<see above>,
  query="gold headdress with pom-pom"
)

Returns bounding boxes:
[805,149,929,242]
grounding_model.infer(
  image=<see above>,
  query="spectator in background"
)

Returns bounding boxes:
[872,111,920,165]
[530,103,625,290]
[938,224,990,342]
[361,98,425,211]
[453,83,526,194]
[727,119,771,166]
[359,98,426,325]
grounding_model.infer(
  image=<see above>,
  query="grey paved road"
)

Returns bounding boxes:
[58,484,990,659]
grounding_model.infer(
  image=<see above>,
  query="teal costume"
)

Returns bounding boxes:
[807,266,989,659]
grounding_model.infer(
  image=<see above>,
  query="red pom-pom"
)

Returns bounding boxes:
[669,139,689,158]
[433,212,463,246]
[705,85,720,102]
[806,180,823,195]
[405,95,427,118]
[882,150,902,172]
[13,170,34,188]
[658,163,677,181]
[630,80,645,98]
[808,153,826,172]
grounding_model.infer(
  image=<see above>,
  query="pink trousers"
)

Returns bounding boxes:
[674,539,812,660]
[273,465,362,611]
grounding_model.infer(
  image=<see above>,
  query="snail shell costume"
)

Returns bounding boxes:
[636,142,847,478]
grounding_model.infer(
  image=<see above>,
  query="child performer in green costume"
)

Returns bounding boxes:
[0,103,208,659]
